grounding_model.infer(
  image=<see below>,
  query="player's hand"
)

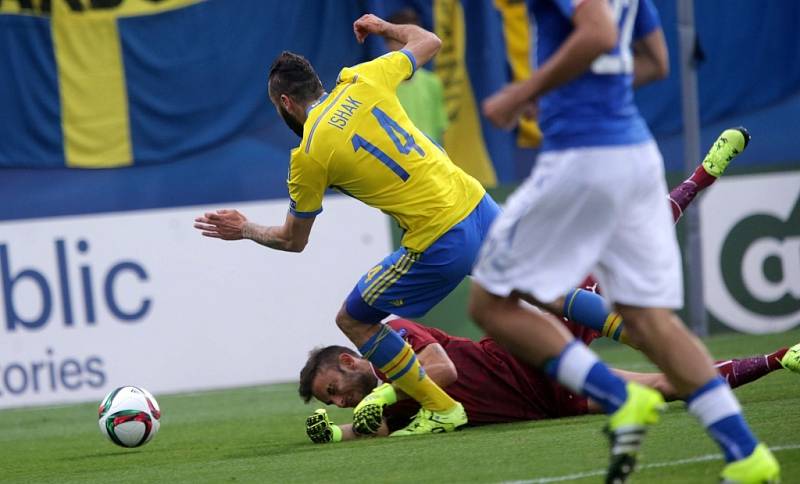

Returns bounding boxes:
[305,409,342,444]
[193,209,248,240]
[353,14,388,43]
[352,383,396,435]
[482,81,536,130]
[520,101,538,121]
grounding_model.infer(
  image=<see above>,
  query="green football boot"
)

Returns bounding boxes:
[779,342,800,373]
[390,402,467,437]
[604,382,666,484]
[720,443,781,483]
[703,127,751,178]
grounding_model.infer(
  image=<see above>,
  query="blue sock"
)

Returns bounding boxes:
[545,340,628,414]
[358,324,407,368]
[562,288,610,332]
[687,377,758,462]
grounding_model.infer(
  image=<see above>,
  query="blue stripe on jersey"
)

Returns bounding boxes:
[304,76,358,153]
[399,49,418,76]
[289,207,322,218]
[289,197,322,218]
[350,134,411,181]
[305,92,330,115]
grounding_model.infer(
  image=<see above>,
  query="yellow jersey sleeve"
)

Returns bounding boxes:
[338,49,417,93]
[287,148,327,218]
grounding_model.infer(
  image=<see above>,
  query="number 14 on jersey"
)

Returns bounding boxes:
[351,107,425,182]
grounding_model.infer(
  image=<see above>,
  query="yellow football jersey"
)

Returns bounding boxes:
[288,49,486,252]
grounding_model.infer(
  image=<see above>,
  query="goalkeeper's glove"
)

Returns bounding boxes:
[305,409,343,444]
[352,383,397,435]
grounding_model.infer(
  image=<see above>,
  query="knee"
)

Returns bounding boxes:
[336,305,378,345]
[335,306,357,334]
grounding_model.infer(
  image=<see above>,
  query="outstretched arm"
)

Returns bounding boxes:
[353,13,442,67]
[193,209,315,253]
[306,408,389,443]
[305,408,390,443]
[338,421,390,441]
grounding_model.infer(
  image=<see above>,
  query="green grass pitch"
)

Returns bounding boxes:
[2,328,799,483]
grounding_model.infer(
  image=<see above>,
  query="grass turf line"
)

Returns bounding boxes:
[504,444,800,484]
[1,328,798,483]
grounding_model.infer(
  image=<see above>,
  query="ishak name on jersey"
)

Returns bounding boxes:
[327,96,362,130]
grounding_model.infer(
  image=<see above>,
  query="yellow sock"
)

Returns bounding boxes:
[602,312,635,348]
[602,312,625,341]
[379,343,457,412]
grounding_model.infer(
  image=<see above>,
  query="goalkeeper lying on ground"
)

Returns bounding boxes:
[299,317,800,442]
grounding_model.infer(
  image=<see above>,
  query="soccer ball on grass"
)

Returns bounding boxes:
[98,386,161,448]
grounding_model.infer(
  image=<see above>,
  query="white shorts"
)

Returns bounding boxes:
[473,141,683,308]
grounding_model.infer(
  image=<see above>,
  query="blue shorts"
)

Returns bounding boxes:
[346,194,501,322]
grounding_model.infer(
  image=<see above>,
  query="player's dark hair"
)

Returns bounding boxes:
[298,345,360,404]
[387,8,421,27]
[268,51,324,105]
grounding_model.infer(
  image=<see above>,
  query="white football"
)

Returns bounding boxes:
[98,386,161,448]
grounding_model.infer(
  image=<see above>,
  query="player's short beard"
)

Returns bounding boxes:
[352,369,379,401]
[279,104,305,138]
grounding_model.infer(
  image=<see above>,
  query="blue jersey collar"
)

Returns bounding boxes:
[306,92,330,115]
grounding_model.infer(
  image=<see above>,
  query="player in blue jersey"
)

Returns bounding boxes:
[469,0,780,482]
[194,14,501,437]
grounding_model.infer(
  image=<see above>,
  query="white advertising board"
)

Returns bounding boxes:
[700,171,800,333]
[0,196,392,408]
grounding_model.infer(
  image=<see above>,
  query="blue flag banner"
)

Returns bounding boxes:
[1,0,798,221]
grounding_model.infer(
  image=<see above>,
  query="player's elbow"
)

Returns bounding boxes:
[429,361,458,388]
[285,239,308,253]
[439,362,458,387]
[646,30,670,80]
[413,33,442,66]
[654,56,669,80]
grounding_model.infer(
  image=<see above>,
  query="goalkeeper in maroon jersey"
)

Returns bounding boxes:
[299,317,798,442]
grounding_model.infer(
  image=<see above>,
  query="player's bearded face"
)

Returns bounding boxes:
[346,367,378,404]
[279,104,305,138]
